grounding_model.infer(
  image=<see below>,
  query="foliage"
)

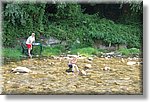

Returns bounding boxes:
[56,3,82,19]
[87,18,142,48]
[118,2,142,26]
[118,48,140,56]
[2,47,22,60]
[3,3,46,47]
[41,45,65,56]
[2,2,142,50]
[70,47,99,57]
[129,2,143,13]
[31,45,42,55]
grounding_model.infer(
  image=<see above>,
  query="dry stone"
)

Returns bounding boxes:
[84,64,92,69]
[11,66,31,73]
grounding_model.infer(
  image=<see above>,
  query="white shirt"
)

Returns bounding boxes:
[26,36,35,44]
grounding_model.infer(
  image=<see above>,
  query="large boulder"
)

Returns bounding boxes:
[11,66,32,73]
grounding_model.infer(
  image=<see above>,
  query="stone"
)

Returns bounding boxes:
[11,66,32,73]
[103,66,111,71]
[137,62,143,65]
[80,70,87,76]
[88,57,93,61]
[84,64,92,69]
[28,86,34,89]
[127,61,136,65]
[7,81,11,84]
[121,58,125,63]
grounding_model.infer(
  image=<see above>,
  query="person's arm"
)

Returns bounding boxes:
[71,58,77,64]
[33,37,35,43]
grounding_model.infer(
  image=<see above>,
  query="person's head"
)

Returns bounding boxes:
[31,33,35,37]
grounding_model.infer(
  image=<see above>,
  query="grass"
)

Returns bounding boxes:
[2,47,22,60]
[41,45,65,57]
[2,46,141,60]
[118,48,140,56]
[70,47,99,57]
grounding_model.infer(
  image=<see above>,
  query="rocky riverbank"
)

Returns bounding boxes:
[1,56,142,95]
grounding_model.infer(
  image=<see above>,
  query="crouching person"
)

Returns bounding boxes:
[66,57,79,72]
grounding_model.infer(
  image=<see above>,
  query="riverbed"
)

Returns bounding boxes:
[1,56,142,95]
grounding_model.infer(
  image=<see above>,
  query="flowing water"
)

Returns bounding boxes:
[1,56,142,95]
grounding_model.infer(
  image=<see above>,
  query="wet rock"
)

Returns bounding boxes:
[27,86,34,89]
[79,70,87,76]
[84,59,92,63]
[11,66,32,73]
[105,57,109,60]
[88,57,93,61]
[33,61,38,64]
[48,62,55,65]
[84,64,92,69]
[121,58,125,63]
[11,84,20,88]
[137,62,143,65]
[111,88,118,92]
[7,81,11,84]
[103,66,111,71]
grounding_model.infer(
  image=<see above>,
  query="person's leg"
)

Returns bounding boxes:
[28,48,30,55]
[72,65,75,72]
[74,64,79,72]
[75,65,79,72]
[28,48,32,58]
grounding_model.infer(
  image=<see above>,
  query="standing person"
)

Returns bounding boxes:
[26,33,35,58]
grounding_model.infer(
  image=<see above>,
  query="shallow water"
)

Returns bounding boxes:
[1,57,142,95]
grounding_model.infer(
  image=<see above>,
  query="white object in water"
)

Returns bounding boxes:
[11,66,32,73]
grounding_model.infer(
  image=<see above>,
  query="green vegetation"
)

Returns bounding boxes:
[2,2,143,59]
[41,45,65,56]
[2,48,22,60]
[70,47,99,57]
[118,48,141,56]
[2,46,141,60]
